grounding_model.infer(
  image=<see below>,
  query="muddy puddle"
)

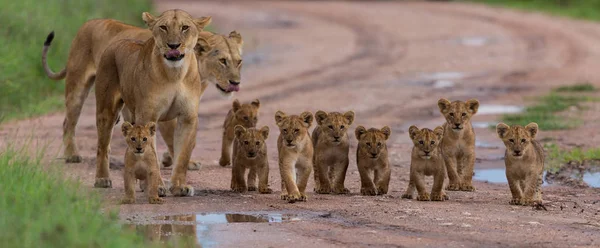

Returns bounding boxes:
[125,212,299,247]
[474,167,599,188]
[477,104,524,115]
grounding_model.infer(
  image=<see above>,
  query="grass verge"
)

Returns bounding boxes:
[545,143,600,173]
[468,0,600,22]
[498,84,598,130]
[0,146,158,247]
[0,0,152,122]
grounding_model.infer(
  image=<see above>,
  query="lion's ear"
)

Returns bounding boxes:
[251,99,260,109]
[142,12,156,28]
[122,122,133,137]
[274,111,287,127]
[146,122,156,136]
[525,122,539,139]
[344,111,355,125]
[408,125,419,141]
[260,126,270,140]
[194,16,212,30]
[195,37,212,57]
[381,126,392,140]
[434,126,444,140]
[315,111,328,126]
[232,99,241,112]
[229,30,243,46]
[234,125,246,139]
[300,112,313,128]
[496,123,510,139]
[355,126,367,140]
[438,98,451,113]
[466,99,480,115]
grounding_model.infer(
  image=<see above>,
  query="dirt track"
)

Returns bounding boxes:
[2,1,600,247]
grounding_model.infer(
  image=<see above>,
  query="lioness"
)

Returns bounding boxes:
[93,9,208,197]
[312,110,355,194]
[275,111,314,203]
[42,16,243,166]
[231,125,272,194]
[219,99,260,167]
[438,98,479,192]
[355,126,392,195]
[402,125,448,201]
[121,122,166,204]
[496,122,544,206]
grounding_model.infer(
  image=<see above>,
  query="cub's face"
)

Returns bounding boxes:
[496,122,539,159]
[438,98,479,132]
[275,111,313,149]
[232,99,259,128]
[409,126,444,160]
[142,10,211,67]
[355,126,391,159]
[196,31,244,96]
[315,110,355,145]
[122,122,156,156]
[235,125,269,159]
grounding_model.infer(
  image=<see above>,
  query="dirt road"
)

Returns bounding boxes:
[2,1,600,247]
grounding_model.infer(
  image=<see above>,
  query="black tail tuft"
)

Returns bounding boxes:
[44,31,55,46]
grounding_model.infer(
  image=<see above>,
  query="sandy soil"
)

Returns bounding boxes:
[2,1,600,247]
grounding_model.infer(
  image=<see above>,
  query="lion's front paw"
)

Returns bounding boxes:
[94,178,112,188]
[509,198,523,205]
[376,187,388,195]
[299,193,308,202]
[121,197,135,204]
[219,157,230,167]
[148,197,165,204]
[280,194,289,200]
[259,187,273,194]
[521,198,539,206]
[445,183,460,191]
[170,185,194,197]
[158,186,168,197]
[361,187,377,196]
[332,187,350,195]
[417,193,431,201]
[431,193,447,201]
[314,186,331,194]
[285,192,302,203]
[401,193,413,199]
[231,185,247,193]
[247,186,257,192]
[459,183,476,192]
[187,161,201,171]
[65,155,83,163]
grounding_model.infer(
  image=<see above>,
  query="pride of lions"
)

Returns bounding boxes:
[42,9,544,206]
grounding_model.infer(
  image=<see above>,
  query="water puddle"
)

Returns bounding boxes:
[422,72,466,80]
[432,80,455,89]
[472,121,494,129]
[457,37,495,47]
[127,213,297,248]
[475,140,500,149]
[475,168,599,188]
[477,105,524,115]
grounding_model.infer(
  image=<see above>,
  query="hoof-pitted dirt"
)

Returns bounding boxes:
[2,1,600,247]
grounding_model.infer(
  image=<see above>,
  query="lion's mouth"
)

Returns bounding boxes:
[164,49,185,61]
[216,84,240,93]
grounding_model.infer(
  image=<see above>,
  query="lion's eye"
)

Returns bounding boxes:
[449,113,454,117]
[159,25,167,31]
[509,139,515,143]
[377,142,382,147]
[340,125,345,129]
[328,125,334,130]
[181,25,189,31]
[366,142,371,147]
[244,141,249,145]
[419,140,424,145]
[253,117,257,121]
[143,137,147,142]
[294,129,299,133]
[131,137,136,141]
[243,116,249,120]
[220,58,227,66]
[521,139,526,143]
[255,141,260,145]
[431,141,435,145]
[283,129,287,134]
[237,60,243,67]
[462,113,467,117]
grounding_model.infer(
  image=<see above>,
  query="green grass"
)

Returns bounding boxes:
[545,143,600,172]
[0,146,154,248]
[498,84,599,130]
[469,0,600,21]
[0,0,152,122]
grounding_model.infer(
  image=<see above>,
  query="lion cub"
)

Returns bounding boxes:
[312,110,355,194]
[402,126,448,201]
[355,126,392,195]
[121,122,166,204]
[231,125,272,194]
[496,122,544,206]
[275,111,314,203]
[438,98,479,191]
[219,99,260,167]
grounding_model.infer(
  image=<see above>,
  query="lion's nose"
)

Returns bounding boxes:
[136,147,142,152]
[167,43,181,49]
[229,80,240,85]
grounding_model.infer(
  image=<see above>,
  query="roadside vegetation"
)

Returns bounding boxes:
[545,143,600,173]
[470,0,600,21]
[498,83,597,130]
[0,0,151,122]
[0,146,158,247]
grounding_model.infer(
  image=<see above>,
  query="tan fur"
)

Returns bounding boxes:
[312,110,354,194]
[496,122,544,206]
[275,111,314,203]
[355,126,392,195]
[230,125,272,194]
[93,10,209,198]
[438,98,479,192]
[402,126,448,201]
[41,16,243,167]
[121,122,166,204]
[219,99,260,167]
